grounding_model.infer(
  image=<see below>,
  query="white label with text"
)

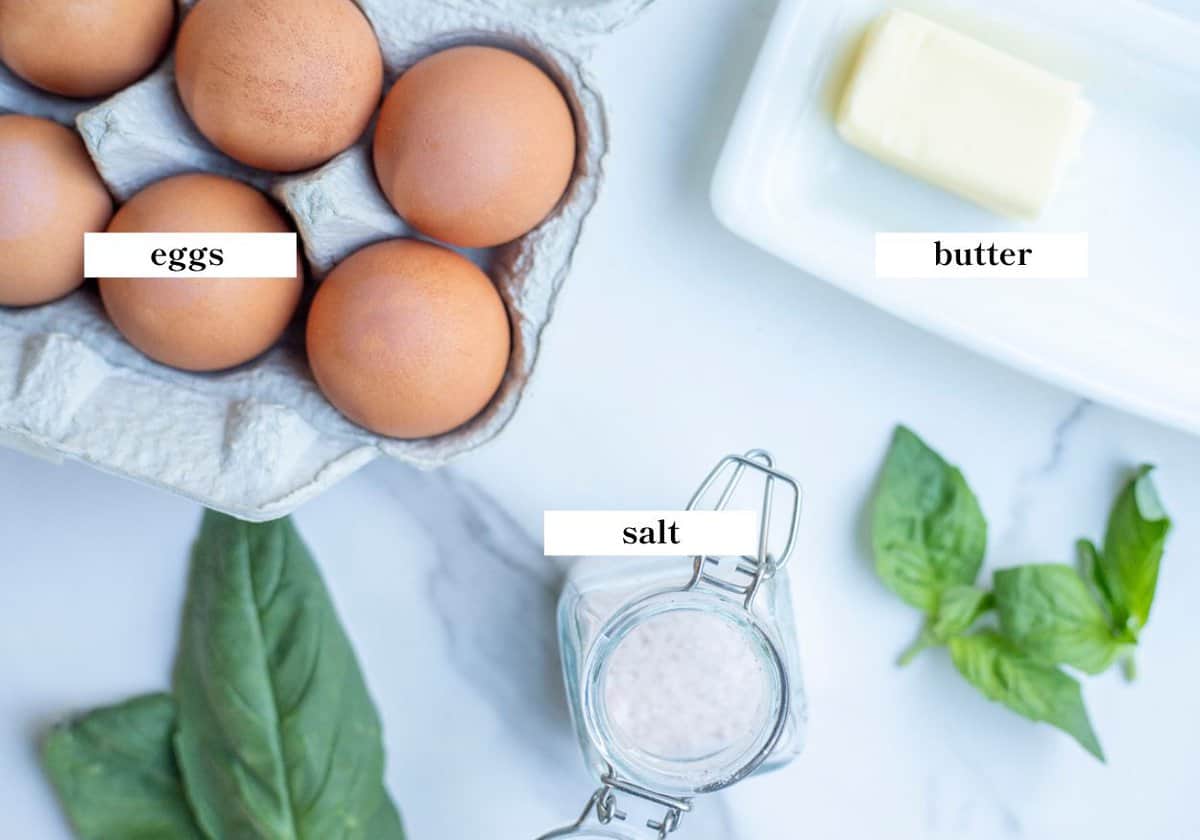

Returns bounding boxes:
[875,233,1088,279]
[84,233,298,279]
[543,510,758,557]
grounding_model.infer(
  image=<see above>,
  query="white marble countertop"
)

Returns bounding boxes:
[3,1,1199,838]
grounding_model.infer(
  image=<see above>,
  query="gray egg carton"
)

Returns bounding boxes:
[0,0,652,520]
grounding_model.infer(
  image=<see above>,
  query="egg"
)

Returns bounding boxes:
[175,0,383,173]
[307,239,511,439]
[0,115,112,307]
[99,174,302,372]
[373,46,577,249]
[0,0,175,99]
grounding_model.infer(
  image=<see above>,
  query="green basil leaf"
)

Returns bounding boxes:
[1076,539,1116,626]
[949,632,1104,761]
[1100,465,1171,631]
[173,511,405,840]
[931,585,994,640]
[41,694,204,840]
[994,565,1125,675]
[871,426,987,613]
[367,795,407,836]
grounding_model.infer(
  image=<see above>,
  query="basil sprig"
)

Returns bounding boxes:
[870,426,1172,762]
[42,512,406,839]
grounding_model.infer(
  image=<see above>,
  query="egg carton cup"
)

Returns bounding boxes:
[0,0,654,520]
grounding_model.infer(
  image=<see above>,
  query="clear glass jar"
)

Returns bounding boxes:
[539,452,807,839]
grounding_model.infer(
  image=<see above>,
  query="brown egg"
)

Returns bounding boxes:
[175,0,383,173]
[307,239,511,439]
[0,115,112,307]
[0,0,175,99]
[99,174,302,372]
[373,46,577,248]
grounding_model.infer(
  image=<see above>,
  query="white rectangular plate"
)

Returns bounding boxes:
[713,0,1200,435]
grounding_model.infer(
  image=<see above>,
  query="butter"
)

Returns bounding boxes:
[836,8,1091,220]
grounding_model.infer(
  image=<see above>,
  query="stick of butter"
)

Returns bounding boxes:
[836,8,1091,219]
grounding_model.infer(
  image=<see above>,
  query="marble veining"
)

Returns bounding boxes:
[998,398,1090,549]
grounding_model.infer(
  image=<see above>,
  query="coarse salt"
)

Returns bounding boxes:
[602,609,769,761]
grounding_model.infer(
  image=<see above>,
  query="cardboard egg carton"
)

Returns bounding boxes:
[0,0,652,520]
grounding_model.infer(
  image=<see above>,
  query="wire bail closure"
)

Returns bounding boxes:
[684,449,802,610]
[596,773,691,838]
[539,774,692,839]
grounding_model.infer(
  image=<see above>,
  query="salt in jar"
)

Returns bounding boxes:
[539,451,807,839]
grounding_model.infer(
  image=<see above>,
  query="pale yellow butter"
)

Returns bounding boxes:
[836,8,1091,219]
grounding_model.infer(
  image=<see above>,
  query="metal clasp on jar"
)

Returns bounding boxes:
[538,773,692,839]
[685,449,802,610]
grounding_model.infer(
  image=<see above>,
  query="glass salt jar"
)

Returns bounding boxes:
[539,451,807,839]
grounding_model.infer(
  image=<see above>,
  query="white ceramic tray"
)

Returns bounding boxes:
[0,0,655,520]
[713,0,1200,435]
